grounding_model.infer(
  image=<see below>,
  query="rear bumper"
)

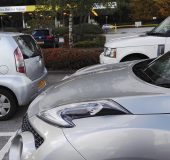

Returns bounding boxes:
[37,40,57,48]
[16,68,48,106]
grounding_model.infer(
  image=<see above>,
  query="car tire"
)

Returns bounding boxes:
[0,89,17,120]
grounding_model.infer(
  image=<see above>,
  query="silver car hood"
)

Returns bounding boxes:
[28,61,170,117]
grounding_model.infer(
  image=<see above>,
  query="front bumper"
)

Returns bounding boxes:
[100,52,119,64]
[9,115,84,160]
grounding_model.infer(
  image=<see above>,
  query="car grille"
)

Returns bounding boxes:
[21,114,44,149]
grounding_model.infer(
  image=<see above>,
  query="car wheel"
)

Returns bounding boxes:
[0,89,17,120]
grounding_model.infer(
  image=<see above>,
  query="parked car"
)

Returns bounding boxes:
[100,16,170,64]
[0,32,48,120]
[102,24,114,33]
[10,51,170,160]
[32,28,59,48]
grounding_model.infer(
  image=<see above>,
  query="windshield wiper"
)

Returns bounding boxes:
[147,32,165,36]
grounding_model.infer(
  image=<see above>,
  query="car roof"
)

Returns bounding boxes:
[0,32,25,37]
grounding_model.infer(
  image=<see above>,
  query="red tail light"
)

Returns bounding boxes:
[46,35,54,40]
[14,47,26,74]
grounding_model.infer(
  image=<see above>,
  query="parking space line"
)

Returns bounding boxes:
[0,132,16,160]
[0,132,15,137]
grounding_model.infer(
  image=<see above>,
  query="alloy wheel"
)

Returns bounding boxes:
[0,94,11,117]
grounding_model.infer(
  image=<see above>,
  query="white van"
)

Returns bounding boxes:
[100,16,170,64]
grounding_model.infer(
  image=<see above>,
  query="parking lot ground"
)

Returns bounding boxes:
[0,72,70,160]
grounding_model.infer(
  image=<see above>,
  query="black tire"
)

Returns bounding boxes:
[0,89,17,120]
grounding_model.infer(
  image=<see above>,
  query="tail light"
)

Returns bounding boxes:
[14,47,26,74]
[46,35,54,40]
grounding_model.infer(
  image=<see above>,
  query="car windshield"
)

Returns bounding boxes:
[134,51,170,88]
[148,16,170,36]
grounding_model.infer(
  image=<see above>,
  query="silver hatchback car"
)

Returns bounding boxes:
[10,51,170,160]
[0,32,47,120]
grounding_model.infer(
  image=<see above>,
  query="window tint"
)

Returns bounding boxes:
[14,35,42,59]
[145,52,170,82]
[133,51,170,88]
[148,17,170,37]
[32,30,50,37]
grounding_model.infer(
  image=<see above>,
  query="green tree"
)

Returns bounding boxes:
[33,0,112,47]
[56,0,109,47]
[130,0,158,21]
[28,0,56,29]
[114,0,131,23]
[154,0,170,19]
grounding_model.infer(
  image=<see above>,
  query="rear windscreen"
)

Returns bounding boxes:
[32,30,49,36]
[14,35,42,59]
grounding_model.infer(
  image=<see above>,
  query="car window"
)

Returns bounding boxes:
[32,30,50,36]
[149,16,170,36]
[14,35,42,59]
[145,53,170,79]
[142,51,170,87]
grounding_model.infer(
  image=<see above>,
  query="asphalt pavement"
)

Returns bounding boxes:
[0,72,70,160]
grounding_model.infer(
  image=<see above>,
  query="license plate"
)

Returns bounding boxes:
[37,41,44,45]
[38,80,46,90]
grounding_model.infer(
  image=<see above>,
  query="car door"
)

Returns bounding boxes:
[14,35,46,81]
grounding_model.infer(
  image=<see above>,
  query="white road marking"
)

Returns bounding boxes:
[0,132,16,160]
[0,132,15,137]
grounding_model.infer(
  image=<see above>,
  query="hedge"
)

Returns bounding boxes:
[74,36,105,48]
[42,48,103,70]
[73,23,103,35]
[53,23,103,36]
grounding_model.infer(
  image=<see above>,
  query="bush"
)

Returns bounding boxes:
[73,23,103,35]
[53,23,103,36]
[53,26,68,36]
[42,48,103,70]
[74,36,105,48]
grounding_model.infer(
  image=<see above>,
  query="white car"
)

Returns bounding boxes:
[100,16,170,64]
[0,32,48,120]
[102,24,114,33]
[102,24,114,30]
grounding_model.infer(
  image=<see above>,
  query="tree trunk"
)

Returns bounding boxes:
[69,10,73,48]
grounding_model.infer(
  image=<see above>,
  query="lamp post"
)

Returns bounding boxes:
[106,16,108,24]
[0,16,3,31]
[0,13,6,31]
[22,12,26,29]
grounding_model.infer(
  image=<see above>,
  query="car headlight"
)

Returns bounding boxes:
[104,48,117,58]
[37,100,129,128]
